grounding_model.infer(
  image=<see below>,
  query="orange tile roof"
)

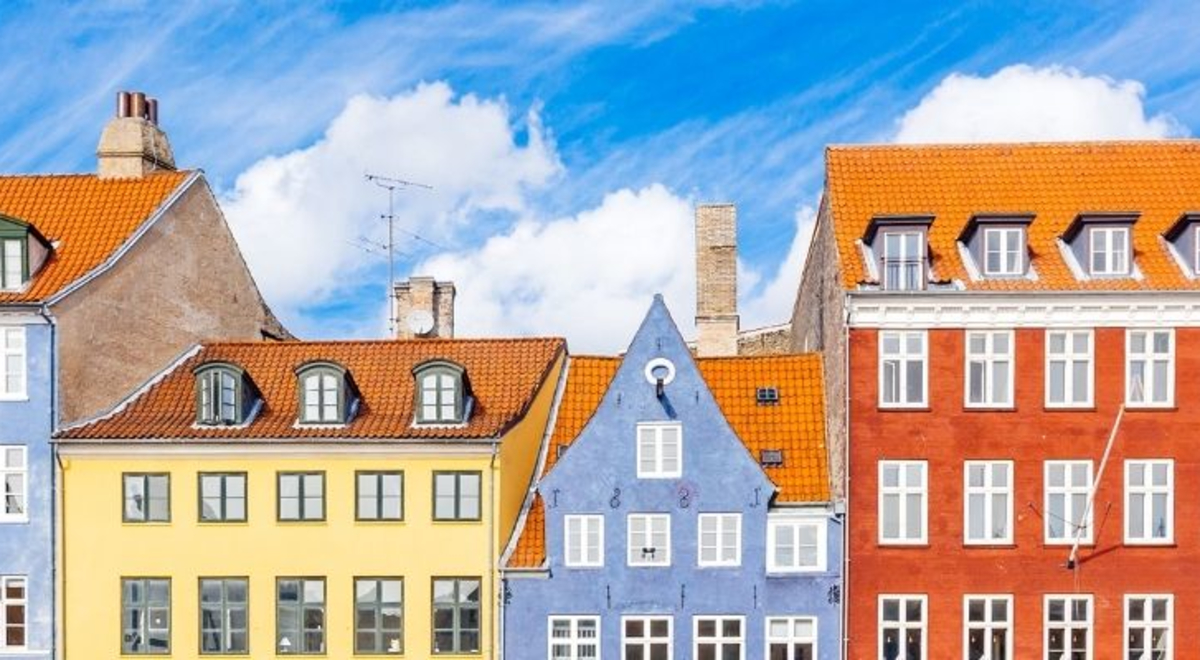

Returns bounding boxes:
[59,337,564,441]
[509,494,545,569]
[0,171,192,303]
[826,141,1200,291]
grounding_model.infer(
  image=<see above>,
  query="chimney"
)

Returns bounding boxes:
[394,277,456,339]
[695,204,739,357]
[97,91,176,179]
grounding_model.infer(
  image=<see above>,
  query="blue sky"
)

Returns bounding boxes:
[2,1,1198,349]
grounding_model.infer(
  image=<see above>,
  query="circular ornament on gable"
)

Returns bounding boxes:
[643,357,677,385]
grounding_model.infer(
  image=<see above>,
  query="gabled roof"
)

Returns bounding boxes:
[0,171,192,303]
[58,337,565,442]
[826,141,1200,291]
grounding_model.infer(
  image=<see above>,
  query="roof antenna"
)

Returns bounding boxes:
[364,173,433,335]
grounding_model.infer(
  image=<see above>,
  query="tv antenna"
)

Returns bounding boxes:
[364,173,433,335]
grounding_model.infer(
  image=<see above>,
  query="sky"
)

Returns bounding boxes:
[1,1,1198,350]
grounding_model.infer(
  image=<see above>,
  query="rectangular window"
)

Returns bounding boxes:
[277,473,324,521]
[1,576,26,650]
[964,461,1013,545]
[548,616,599,660]
[1125,460,1173,544]
[695,616,743,660]
[879,461,927,544]
[880,595,925,660]
[1045,595,1091,660]
[766,617,816,660]
[982,227,1025,276]
[1046,330,1093,407]
[432,472,481,521]
[199,578,248,654]
[199,473,246,523]
[0,327,26,399]
[355,578,403,655]
[276,578,324,654]
[1089,226,1130,276]
[697,513,741,567]
[881,231,925,290]
[1125,595,1171,660]
[964,595,1011,660]
[122,578,170,654]
[622,616,672,660]
[432,578,480,654]
[880,331,927,408]
[564,515,603,568]
[627,514,671,567]
[1045,461,1092,544]
[767,518,826,573]
[965,331,1013,407]
[1,446,26,522]
[636,422,682,478]
[124,474,170,522]
[1127,329,1174,406]
[357,471,403,521]
[0,239,23,290]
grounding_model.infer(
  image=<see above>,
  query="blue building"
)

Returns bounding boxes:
[502,297,841,660]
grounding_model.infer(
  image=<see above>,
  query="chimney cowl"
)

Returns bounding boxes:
[97,90,175,178]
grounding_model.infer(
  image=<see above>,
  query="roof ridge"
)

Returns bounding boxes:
[196,336,566,348]
[0,169,196,180]
[827,139,1200,151]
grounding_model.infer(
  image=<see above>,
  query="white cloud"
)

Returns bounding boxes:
[895,64,1185,142]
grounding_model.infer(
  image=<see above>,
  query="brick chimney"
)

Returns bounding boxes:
[394,277,455,339]
[695,204,739,357]
[97,91,176,179]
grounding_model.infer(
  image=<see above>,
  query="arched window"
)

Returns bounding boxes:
[297,362,352,424]
[414,361,467,424]
[195,363,248,425]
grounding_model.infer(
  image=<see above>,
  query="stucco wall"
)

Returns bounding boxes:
[498,352,564,547]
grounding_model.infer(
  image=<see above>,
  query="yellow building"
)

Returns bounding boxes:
[55,337,565,659]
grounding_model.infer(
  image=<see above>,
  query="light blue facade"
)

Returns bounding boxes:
[503,297,842,660]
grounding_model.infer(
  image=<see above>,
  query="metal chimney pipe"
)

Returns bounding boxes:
[116,91,131,118]
[130,92,146,120]
[147,98,158,125]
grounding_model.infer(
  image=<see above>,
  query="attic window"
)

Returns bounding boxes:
[296,362,353,425]
[958,215,1033,279]
[195,363,254,426]
[0,238,23,290]
[1161,213,1200,276]
[414,360,468,424]
[760,449,784,467]
[1061,214,1137,279]
[756,387,780,405]
[864,216,933,291]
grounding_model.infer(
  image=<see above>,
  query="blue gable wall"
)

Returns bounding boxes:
[504,297,842,659]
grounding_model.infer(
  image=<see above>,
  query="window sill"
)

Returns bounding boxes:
[277,519,328,525]
[876,406,930,413]
[1123,540,1176,548]
[0,395,29,403]
[1124,404,1178,412]
[198,520,250,526]
[355,519,407,525]
[766,568,829,576]
[1043,541,1094,548]
[877,542,929,548]
[963,542,1015,549]
[121,521,172,527]
[431,519,483,524]
[962,405,1016,412]
[1043,405,1096,412]
[0,518,29,525]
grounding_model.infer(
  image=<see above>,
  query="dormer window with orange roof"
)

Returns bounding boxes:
[0,214,51,292]
[194,363,257,426]
[1062,214,1137,279]
[1161,213,1200,277]
[296,361,356,425]
[414,360,469,425]
[958,215,1032,279]
[863,216,933,291]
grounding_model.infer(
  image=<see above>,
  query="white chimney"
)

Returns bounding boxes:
[394,277,455,339]
[695,203,739,357]
[97,91,176,179]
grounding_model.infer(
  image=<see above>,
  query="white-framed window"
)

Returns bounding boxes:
[964,595,1011,660]
[1045,330,1093,408]
[965,331,1013,408]
[1045,461,1092,544]
[636,422,682,479]
[766,617,817,660]
[627,514,670,567]
[1089,226,1130,276]
[1125,595,1171,660]
[622,616,671,660]
[694,616,743,660]
[964,461,1012,545]
[697,513,740,567]
[0,575,26,650]
[1045,595,1092,660]
[0,327,26,400]
[881,231,926,291]
[564,515,603,568]
[879,461,927,545]
[548,615,599,660]
[880,595,926,660]
[0,239,23,291]
[767,517,826,573]
[880,331,927,408]
[1126,329,1174,407]
[983,227,1025,276]
[300,370,341,423]
[1125,460,1173,545]
[1,446,27,523]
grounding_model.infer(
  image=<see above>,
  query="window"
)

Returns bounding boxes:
[0,327,25,399]
[879,461,926,544]
[548,616,599,660]
[564,515,603,568]
[357,472,403,521]
[277,578,324,654]
[879,331,927,408]
[965,331,1013,407]
[1089,226,1130,276]
[416,364,465,424]
[0,238,23,290]
[124,474,170,522]
[433,472,481,521]
[636,422,682,478]
[1125,595,1171,660]
[768,518,825,572]
[697,513,740,567]
[964,595,1011,660]
[1045,595,1091,660]
[1,576,25,650]
[695,616,743,660]
[122,578,170,654]
[964,461,1012,545]
[1045,461,1092,544]
[1127,330,1174,406]
[355,578,403,655]
[1126,460,1173,544]
[881,231,925,290]
[880,596,925,660]
[278,472,324,521]
[199,473,246,523]
[196,367,241,425]
[1045,330,1093,407]
[627,514,670,566]
[982,227,1025,276]
[622,616,671,660]
[432,578,480,654]
[766,617,816,660]
[199,578,248,654]
[298,365,345,424]
[1,446,26,522]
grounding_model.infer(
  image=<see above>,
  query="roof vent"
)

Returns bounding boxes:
[556,444,569,460]
[756,387,780,405]
[760,449,784,467]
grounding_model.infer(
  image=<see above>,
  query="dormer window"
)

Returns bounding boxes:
[864,216,933,291]
[0,214,51,292]
[194,363,256,426]
[414,361,467,424]
[1161,213,1200,277]
[296,362,354,425]
[982,227,1025,276]
[1090,226,1129,276]
[1,238,22,290]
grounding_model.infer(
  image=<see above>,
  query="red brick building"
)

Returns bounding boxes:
[791,141,1200,659]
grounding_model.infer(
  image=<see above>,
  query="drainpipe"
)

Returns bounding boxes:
[38,304,58,660]
[840,306,851,660]
[489,439,499,660]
